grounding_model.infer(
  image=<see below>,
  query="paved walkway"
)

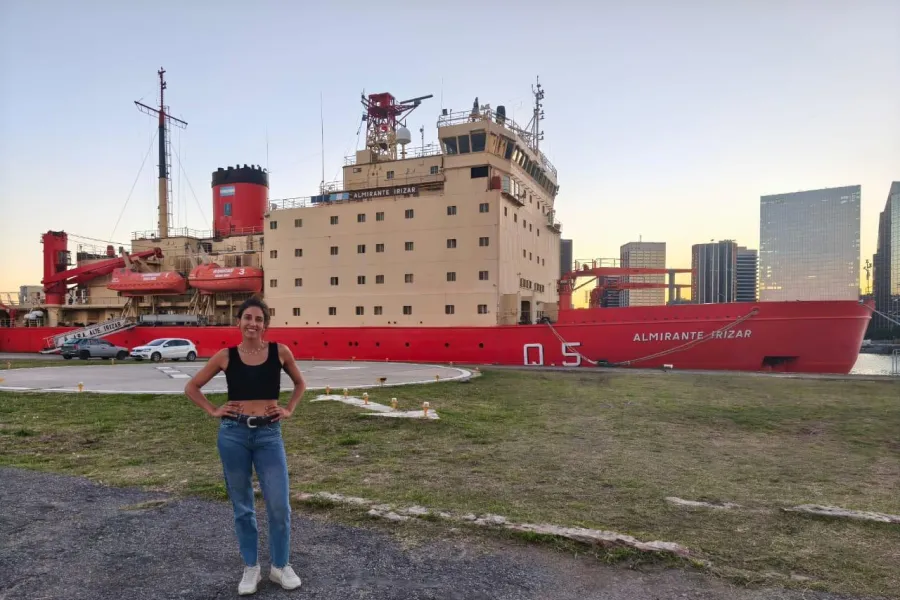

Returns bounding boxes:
[0,468,867,600]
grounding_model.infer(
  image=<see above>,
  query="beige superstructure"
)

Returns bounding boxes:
[264,107,561,327]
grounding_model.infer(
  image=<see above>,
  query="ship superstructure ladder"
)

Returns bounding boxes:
[42,318,137,351]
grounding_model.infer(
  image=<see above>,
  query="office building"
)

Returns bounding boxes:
[736,247,758,302]
[619,241,665,306]
[872,182,900,332]
[759,185,860,301]
[560,239,573,279]
[691,240,737,303]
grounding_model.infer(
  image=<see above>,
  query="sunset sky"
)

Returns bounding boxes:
[1,1,897,296]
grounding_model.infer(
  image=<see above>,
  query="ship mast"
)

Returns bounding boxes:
[524,76,545,154]
[135,68,188,239]
[361,91,433,160]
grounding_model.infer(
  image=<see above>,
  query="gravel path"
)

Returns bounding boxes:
[0,467,865,600]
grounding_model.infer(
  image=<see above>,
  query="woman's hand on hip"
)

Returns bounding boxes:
[265,405,293,422]
[209,402,242,418]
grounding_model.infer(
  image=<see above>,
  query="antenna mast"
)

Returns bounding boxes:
[134,68,188,239]
[525,76,545,154]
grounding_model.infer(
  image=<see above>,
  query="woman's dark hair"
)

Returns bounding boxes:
[236,295,270,327]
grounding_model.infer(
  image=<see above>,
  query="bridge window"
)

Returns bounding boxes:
[442,137,458,155]
[471,131,486,152]
[471,166,488,178]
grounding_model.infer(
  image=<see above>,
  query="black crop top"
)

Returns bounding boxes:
[225,342,284,401]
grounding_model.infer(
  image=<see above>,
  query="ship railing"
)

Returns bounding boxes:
[343,143,443,166]
[892,349,900,377]
[131,226,264,241]
[268,173,445,211]
[436,108,558,177]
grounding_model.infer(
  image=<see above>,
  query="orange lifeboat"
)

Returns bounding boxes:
[108,268,188,296]
[188,263,263,294]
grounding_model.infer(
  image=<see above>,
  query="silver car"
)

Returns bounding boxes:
[61,338,130,360]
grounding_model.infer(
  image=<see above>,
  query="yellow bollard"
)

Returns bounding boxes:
[363,392,369,405]
[111,358,116,365]
[435,374,440,382]
[391,398,398,410]
[422,401,430,417]
[77,382,84,393]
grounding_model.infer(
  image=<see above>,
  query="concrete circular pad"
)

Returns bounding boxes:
[0,360,472,395]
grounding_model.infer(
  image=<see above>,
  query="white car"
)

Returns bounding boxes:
[130,338,198,362]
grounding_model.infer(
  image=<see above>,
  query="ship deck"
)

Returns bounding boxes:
[0,358,472,395]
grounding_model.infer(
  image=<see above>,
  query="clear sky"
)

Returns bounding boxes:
[1,1,898,296]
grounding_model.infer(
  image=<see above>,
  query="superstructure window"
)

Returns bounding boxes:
[430,165,439,175]
[447,272,456,282]
[445,305,455,314]
[357,275,366,284]
[374,306,383,315]
[269,221,277,230]
[329,307,337,316]
[442,137,458,154]
[479,202,489,213]
[330,246,338,255]
[269,279,278,288]
[294,248,303,257]
[447,238,457,248]
[405,241,414,251]
[403,306,412,315]
[356,306,364,315]
[357,213,366,223]
[405,273,414,283]
[269,250,278,259]
[376,275,384,284]
[294,278,303,287]
[376,243,385,252]
[330,216,338,225]
[458,135,470,154]
[293,308,301,316]
[479,237,489,247]
[479,270,489,280]
[376,211,384,221]
[386,171,394,180]
[471,131,486,152]
[471,166,488,178]
[357,244,366,253]
[447,205,457,216]
[478,304,488,314]
[330,277,339,286]
[405,209,414,219]
[294,218,302,227]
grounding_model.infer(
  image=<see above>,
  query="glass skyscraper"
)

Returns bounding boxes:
[736,246,758,302]
[873,181,900,332]
[619,242,666,306]
[691,240,737,303]
[759,185,860,301]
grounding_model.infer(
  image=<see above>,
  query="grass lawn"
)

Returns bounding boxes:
[1,368,898,597]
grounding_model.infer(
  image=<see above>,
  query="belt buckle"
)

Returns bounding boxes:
[246,416,259,429]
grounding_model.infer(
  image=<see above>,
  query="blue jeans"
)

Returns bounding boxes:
[217,419,291,568]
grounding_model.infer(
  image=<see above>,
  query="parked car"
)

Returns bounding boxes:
[61,338,129,360]
[130,338,198,362]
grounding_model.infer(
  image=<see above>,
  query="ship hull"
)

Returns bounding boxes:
[0,301,871,374]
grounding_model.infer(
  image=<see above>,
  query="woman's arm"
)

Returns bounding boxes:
[279,343,306,416]
[184,349,237,417]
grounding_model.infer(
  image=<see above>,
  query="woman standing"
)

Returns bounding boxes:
[184,296,306,595]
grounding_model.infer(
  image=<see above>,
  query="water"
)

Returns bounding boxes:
[851,353,896,376]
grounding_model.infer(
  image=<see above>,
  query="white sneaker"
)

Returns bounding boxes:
[269,564,302,590]
[238,564,262,595]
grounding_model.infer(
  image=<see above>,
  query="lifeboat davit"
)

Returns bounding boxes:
[108,268,189,296]
[188,263,264,294]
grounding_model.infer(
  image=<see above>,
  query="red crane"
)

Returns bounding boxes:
[558,263,693,310]
[41,231,163,305]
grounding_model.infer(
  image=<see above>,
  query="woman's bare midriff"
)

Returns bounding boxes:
[233,399,280,416]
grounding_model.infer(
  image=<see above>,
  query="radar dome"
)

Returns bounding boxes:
[396,126,412,145]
